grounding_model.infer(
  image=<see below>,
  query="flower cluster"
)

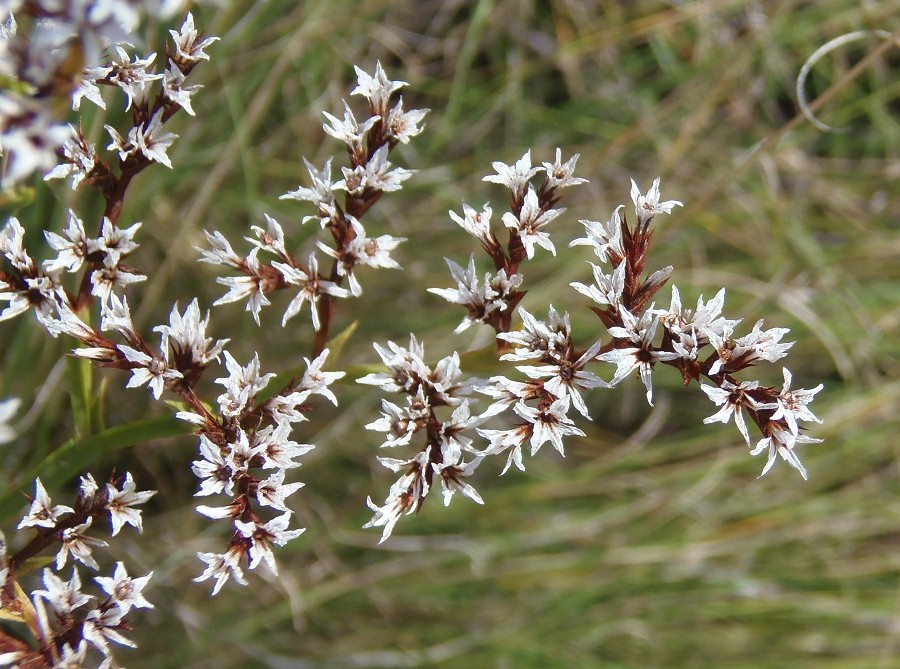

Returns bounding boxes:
[202,62,427,355]
[0,474,154,668]
[363,157,823,541]
[0,1,189,187]
[48,11,217,191]
[358,336,484,541]
[0,0,825,631]
[186,347,342,594]
[430,150,584,336]
[0,8,344,606]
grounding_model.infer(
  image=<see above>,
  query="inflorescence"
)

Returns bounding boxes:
[0,3,823,666]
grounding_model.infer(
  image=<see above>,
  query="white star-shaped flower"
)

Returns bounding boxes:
[105,472,156,536]
[483,150,542,198]
[630,177,683,227]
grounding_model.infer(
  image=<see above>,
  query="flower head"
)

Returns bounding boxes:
[630,177,683,228]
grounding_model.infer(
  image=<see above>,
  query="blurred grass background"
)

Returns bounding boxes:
[2,0,900,667]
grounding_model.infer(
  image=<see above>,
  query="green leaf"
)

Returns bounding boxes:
[67,354,95,440]
[326,319,359,365]
[17,556,55,579]
[459,342,503,374]
[0,578,36,630]
[0,184,35,211]
[0,415,190,525]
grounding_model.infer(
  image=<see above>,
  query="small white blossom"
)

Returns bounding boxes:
[72,65,112,110]
[57,518,108,571]
[335,144,413,195]
[253,423,314,470]
[162,59,200,115]
[105,472,156,536]
[133,110,178,168]
[569,206,625,264]
[365,393,429,448]
[700,379,775,444]
[234,513,305,574]
[316,217,404,296]
[322,101,378,153]
[154,299,228,368]
[106,122,136,161]
[497,306,568,362]
[274,253,351,329]
[40,301,97,342]
[364,448,431,542]
[43,210,91,273]
[256,470,305,513]
[1,273,65,326]
[33,568,92,615]
[541,149,588,189]
[751,427,820,480]
[82,604,133,653]
[194,548,247,595]
[600,306,679,405]
[107,46,162,111]
[570,261,626,309]
[630,177,683,227]
[477,425,531,474]
[433,453,485,507]
[501,185,562,259]
[357,335,429,394]
[514,395,585,456]
[43,129,97,189]
[18,478,73,530]
[118,345,182,400]
[192,434,233,497]
[215,351,275,418]
[213,251,271,325]
[707,319,793,376]
[170,12,219,63]
[248,213,288,259]
[449,202,496,248]
[770,367,823,436]
[517,341,607,418]
[100,294,139,344]
[234,511,305,574]
[383,97,428,144]
[438,399,485,457]
[429,350,478,405]
[280,157,338,227]
[351,62,406,112]
[428,256,522,333]
[96,217,140,267]
[90,263,146,304]
[483,150,541,198]
[476,375,542,418]
[94,562,153,612]
[653,286,739,345]
[0,215,33,271]
[79,473,99,503]
[297,347,345,406]
[199,230,245,269]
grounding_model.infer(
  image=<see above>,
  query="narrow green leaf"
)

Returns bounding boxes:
[0,184,35,211]
[459,343,503,374]
[326,319,359,365]
[66,354,94,440]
